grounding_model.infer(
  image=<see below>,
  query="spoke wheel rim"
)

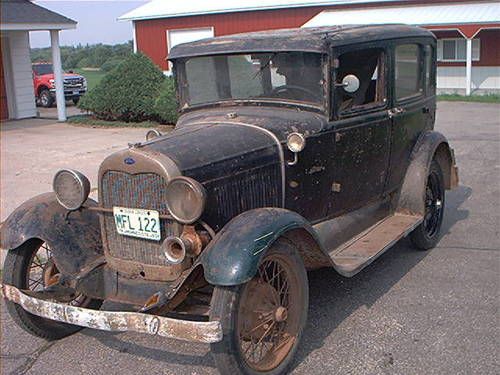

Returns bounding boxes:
[236,254,301,372]
[423,171,443,238]
[25,242,87,306]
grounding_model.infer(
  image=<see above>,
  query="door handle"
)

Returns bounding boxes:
[422,106,430,113]
[388,107,404,118]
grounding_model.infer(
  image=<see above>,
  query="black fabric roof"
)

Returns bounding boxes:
[1,0,76,25]
[169,24,434,59]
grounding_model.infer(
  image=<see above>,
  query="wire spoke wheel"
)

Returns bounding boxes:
[3,239,103,340]
[423,169,444,238]
[237,255,301,372]
[25,242,87,306]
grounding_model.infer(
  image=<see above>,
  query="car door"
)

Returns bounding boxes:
[385,41,431,192]
[327,45,391,216]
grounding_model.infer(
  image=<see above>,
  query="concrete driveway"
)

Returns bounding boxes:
[1,102,499,375]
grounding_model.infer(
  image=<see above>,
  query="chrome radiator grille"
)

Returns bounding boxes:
[101,171,178,265]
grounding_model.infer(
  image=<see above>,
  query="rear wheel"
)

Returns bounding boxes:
[72,97,80,105]
[209,239,308,375]
[410,160,445,250]
[2,239,102,340]
[39,89,53,108]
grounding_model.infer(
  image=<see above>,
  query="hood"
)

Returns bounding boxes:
[99,107,327,227]
[142,122,281,183]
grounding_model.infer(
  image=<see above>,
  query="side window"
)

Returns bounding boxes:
[335,48,386,113]
[395,44,423,100]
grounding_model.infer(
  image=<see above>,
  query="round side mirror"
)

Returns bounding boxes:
[342,74,360,93]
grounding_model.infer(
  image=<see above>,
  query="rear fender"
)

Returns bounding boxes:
[397,131,458,216]
[0,193,103,276]
[199,208,331,286]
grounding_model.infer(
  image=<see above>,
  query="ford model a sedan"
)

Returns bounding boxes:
[2,25,458,374]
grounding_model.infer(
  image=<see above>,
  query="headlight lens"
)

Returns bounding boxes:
[287,132,306,153]
[53,169,90,210]
[165,177,206,224]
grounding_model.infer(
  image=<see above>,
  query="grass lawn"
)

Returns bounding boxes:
[72,68,106,91]
[437,94,500,103]
[68,114,174,130]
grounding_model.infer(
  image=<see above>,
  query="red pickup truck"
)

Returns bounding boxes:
[32,63,87,107]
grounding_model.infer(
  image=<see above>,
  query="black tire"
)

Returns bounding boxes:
[209,239,308,375]
[410,160,445,250]
[72,97,80,105]
[39,89,54,108]
[2,239,102,340]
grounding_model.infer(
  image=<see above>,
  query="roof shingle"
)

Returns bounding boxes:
[1,0,76,25]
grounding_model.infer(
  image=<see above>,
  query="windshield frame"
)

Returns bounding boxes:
[173,52,329,114]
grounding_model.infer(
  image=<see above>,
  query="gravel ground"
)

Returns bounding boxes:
[1,102,499,375]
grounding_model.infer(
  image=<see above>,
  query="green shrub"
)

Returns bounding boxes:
[101,57,125,72]
[154,77,178,124]
[79,53,165,122]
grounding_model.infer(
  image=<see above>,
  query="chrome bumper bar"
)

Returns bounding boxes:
[1,284,222,344]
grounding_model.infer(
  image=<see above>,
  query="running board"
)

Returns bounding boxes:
[330,214,423,277]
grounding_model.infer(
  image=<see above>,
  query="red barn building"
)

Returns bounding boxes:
[119,0,500,95]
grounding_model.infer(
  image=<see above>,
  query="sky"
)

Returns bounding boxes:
[30,0,149,48]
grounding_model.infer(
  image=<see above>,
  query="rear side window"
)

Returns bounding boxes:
[395,44,422,100]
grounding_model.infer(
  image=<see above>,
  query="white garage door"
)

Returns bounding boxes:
[167,27,214,52]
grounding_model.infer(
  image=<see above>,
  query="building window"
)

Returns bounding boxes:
[437,38,480,62]
[395,44,422,100]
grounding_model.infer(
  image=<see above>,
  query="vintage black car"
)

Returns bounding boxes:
[1,25,458,374]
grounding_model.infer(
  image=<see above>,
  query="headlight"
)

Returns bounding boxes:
[287,132,306,153]
[53,169,90,210]
[166,177,206,224]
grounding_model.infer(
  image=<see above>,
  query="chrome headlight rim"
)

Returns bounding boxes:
[166,176,206,224]
[52,169,90,211]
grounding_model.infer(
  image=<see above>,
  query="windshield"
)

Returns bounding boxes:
[33,64,53,75]
[177,52,324,108]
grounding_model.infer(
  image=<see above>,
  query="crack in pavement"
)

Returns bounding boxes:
[8,341,55,375]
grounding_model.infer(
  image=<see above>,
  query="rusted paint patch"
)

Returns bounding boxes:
[1,284,222,344]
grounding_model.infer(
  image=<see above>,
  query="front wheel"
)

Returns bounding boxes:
[38,89,54,108]
[410,160,445,250]
[2,239,102,340]
[210,239,308,375]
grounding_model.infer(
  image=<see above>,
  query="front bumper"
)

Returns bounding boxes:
[1,284,222,344]
[49,88,86,99]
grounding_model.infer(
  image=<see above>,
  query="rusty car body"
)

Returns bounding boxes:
[1,25,458,374]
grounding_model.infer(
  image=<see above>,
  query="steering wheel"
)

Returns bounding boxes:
[270,85,321,101]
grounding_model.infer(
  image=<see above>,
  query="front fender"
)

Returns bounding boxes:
[199,208,322,286]
[0,193,103,275]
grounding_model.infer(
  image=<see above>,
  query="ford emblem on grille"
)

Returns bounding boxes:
[124,157,135,165]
